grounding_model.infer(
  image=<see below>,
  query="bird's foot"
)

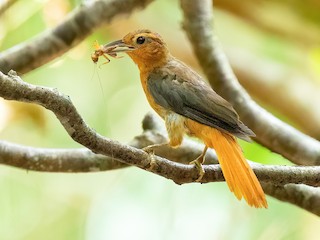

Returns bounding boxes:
[189,146,208,182]
[143,143,168,171]
[146,154,157,172]
[189,157,205,182]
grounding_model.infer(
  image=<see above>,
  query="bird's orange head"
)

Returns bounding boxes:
[104,29,169,71]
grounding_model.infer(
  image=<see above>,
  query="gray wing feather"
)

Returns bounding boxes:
[147,72,254,141]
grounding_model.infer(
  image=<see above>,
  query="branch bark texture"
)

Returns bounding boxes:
[0,115,218,172]
[262,183,320,216]
[1,71,320,215]
[0,71,319,186]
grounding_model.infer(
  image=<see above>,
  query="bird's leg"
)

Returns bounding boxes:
[189,146,208,182]
[143,142,169,172]
[142,142,169,153]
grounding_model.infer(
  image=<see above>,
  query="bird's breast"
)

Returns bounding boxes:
[140,71,167,118]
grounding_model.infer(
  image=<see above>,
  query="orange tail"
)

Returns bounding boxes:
[187,120,267,208]
[209,128,267,208]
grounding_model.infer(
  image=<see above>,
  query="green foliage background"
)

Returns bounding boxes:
[0,0,319,239]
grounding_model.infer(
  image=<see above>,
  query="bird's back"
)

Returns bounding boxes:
[145,57,255,141]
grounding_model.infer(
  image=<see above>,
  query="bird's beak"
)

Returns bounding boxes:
[103,39,135,53]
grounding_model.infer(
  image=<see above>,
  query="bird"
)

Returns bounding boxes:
[102,29,268,208]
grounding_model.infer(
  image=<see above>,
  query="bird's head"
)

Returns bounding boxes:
[104,29,169,71]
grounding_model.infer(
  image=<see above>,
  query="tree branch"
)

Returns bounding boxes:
[0,0,154,74]
[180,0,320,166]
[1,70,319,186]
[0,70,221,184]
[262,183,320,216]
[0,114,218,172]
[1,71,320,215]
[0,0,17,16]
[0,140,126,172]
[226,48,320,140]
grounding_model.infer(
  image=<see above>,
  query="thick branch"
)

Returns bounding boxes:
[1,134,320,186]
[0,140,126,172]
[0,116,218,172]
[0,0,154,74]
[263,183,320,216]
[1,70,320,188]
[1,72,320,215]
[2,142,320,217]
[180,0,320,166]
[0,70,218,184]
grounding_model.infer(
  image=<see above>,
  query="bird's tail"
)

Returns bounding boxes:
[206,128,267,208]
[185,118,268,208]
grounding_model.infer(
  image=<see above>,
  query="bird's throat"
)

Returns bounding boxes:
[127,49,170,73]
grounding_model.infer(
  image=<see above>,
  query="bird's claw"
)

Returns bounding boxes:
[189,158,205,182]
[143,143,169,171]
[146,154,157,171]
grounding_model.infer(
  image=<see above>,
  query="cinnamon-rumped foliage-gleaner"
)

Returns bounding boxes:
[104,29,268,208]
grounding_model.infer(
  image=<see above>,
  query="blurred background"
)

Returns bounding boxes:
[0,0,320,239]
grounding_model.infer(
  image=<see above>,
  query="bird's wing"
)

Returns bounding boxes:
[147,70,254,141]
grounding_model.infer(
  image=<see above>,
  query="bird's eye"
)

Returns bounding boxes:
[136,36,145,44]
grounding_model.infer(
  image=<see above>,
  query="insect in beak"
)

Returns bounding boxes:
[91,40,135,64]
